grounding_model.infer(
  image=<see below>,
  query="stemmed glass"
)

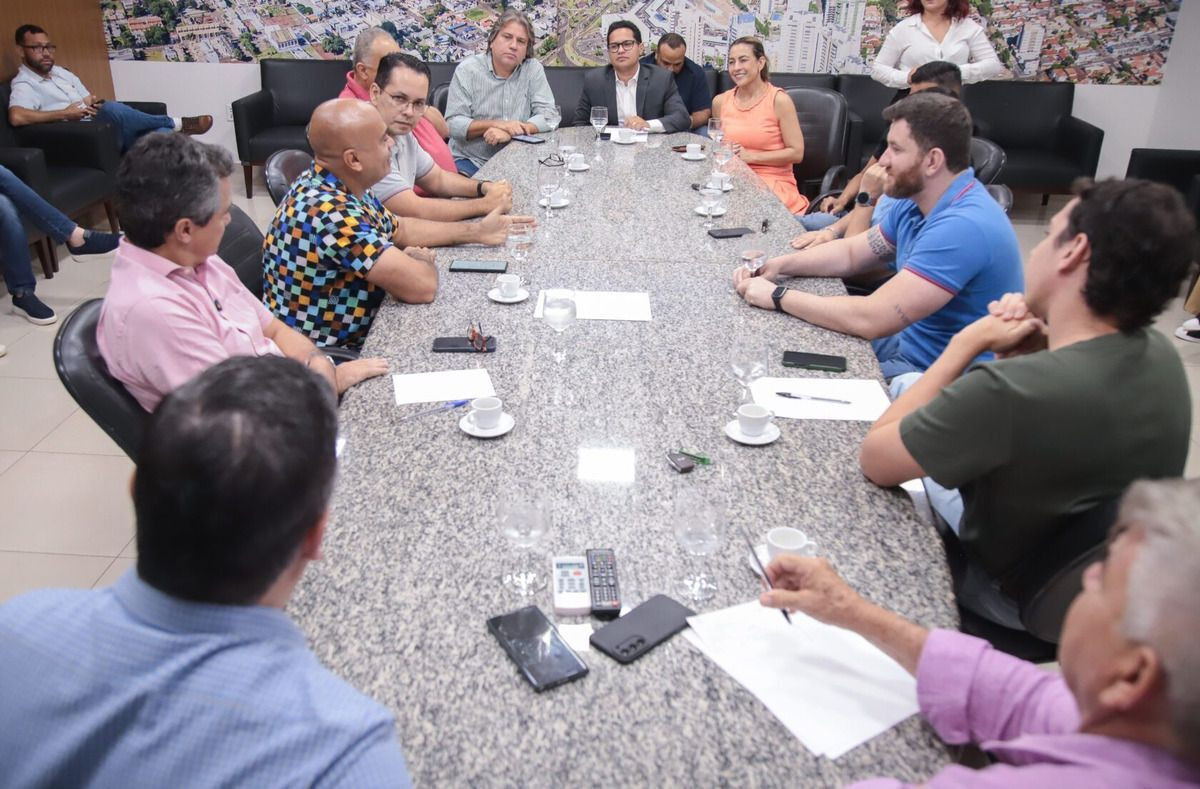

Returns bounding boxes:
[708,117,724,146]
[673,491,726,603]
[542,288,576,364]
[500,497,550,595]
[590,106,609,160]
[544,104,562,132]
[739,249,766,275]
[729,340,768,405]
[507,224,533,265]
[537,164,563,222]
[558,142,578,197]
[711,143,733,181]
[698,185,721,229]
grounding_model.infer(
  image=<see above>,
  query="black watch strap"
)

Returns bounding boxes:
[855,191,876,207]
[771,285,788,312]
[476,181,487,198]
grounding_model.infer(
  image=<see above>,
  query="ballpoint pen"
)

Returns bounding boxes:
[399,399,470,421]
[775,391,851,405]
[743,526,791,625]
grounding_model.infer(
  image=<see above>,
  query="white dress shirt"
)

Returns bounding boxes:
[614,67,664,132]
[870,15,1002,89]
[9,63,89,112]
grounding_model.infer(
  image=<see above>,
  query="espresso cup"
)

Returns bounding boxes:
[616,127,635,143]
[496,273,524,298]
[686,142,701,156]
[708,172,731,190]
[468,396,502,430]
[766,526,818,561]
[736,403,773,437]
[568,152,586,169]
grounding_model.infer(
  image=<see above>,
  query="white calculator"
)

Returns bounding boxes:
[551,556,592,616]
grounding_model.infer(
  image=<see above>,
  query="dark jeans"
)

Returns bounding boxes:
[455,157,480,177]
[870,333,924,382]
[97,101,174,152]
[0,164,77,294]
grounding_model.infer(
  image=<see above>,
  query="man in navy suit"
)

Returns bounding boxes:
[573,21,689,133]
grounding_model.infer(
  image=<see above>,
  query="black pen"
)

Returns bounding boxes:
[743,527,791,625]
[776,391,851,405]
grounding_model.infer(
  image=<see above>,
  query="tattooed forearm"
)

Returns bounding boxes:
[866,226,895,260]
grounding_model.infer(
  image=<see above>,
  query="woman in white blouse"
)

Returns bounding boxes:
[871,0,1002,89]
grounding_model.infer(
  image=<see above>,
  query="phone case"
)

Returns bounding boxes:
[589,594,695,664]
[781,351,846,372]
[511,134,546,144]
[432,336,497,353]
[449,260,508,273]
[708,227,752,239]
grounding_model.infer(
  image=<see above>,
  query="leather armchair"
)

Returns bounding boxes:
[543,66,591,127]
[836,74,899,172]
[784,87,850,198]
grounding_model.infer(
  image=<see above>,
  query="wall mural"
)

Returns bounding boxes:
[103,0,1180,85]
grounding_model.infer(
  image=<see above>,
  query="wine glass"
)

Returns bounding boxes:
[711,143,733,178]
[558,143,578,197]
[708,117,724,146]
[507,224,533,265]
[537,164,563,221]
[698,186,721,229]
[544,104,562,132]
[542,287,576,367]
[590,106,609,159]
[739,249,766,275]
[673,491,726,603]
[729,340,768,405]
[500,497,550,595]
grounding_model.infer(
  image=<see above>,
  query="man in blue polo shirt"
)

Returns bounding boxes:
[641,33,712,133]
[733,92,1022,381]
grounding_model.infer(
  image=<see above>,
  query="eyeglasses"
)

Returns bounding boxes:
[607,40,638,52]
[22,44,56,53]
[538,153,564,167]
[385,93,427,113]
[468,321,492,352]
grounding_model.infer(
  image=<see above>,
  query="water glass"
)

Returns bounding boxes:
[698,186,722,229]
[507,224,533,264]
[729,341,768,405]
[590,106,609,158]
[712,143,733,174]
[542,288,576,370]
[537,165,563,221]
[673,492,726,603]
[739,249,766,275]
[500,497,551,595]
[544,104,562,131]
[708,117,724,146]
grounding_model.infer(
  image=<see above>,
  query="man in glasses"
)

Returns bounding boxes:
[8,23,212,151]
[573,21,689,134]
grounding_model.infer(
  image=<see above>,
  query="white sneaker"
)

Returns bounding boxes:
[1183,317,1200,331]
[0,343,7,358]
[1176,317,1200,343]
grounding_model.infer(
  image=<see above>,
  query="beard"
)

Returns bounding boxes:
[885,163,924,199]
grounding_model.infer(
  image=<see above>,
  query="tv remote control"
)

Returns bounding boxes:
[587,549,621,618]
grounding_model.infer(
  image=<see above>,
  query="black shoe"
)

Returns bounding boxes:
[11,291,57,325]
[67,229,121,256]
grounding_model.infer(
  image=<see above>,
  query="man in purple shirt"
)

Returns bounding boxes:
[761,479,1200,787]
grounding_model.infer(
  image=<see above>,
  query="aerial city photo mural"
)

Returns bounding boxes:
[103,0,1181,85]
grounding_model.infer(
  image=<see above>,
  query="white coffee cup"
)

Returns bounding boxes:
[616,127,635,143]
[766,526,818,561]
[495,273,525,298]
[686,142,701,157]
[568,152,586,169]
[468,396,503,430]
[736,403,773,436]
[708,172,731,190]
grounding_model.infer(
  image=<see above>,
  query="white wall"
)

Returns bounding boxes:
[1074,84,1161,178]
[1149,0,1200,150]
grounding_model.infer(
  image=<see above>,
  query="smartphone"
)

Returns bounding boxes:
[432,336,496,353]
[589,594,695,664]
[781,350,847,372]
[511,134,546,144]
[708,227,752,239]
[488,606,589,692]
[449,259,507,273]
[599,132,611,141]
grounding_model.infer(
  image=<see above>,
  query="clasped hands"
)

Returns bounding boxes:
[482,120,537,145]
[955,292,1048,358]
[731,257,784,310]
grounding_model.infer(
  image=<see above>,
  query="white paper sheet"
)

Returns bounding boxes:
[556,623,593,653]
[391,369,496,406]
[534,290,652,322]
[603,127,649,141]
[684,601,917,759]
[750,377,891,422]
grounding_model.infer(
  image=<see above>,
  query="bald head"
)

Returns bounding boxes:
[308,99,392,192]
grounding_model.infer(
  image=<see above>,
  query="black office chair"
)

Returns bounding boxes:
[53,299,148,461]
[431,82,451,117]
[784,87,850,199]
[264,149,313,205]
[987,184,1013,213]
[970,136,1006,184]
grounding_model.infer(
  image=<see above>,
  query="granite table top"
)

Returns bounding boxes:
[289,127,959,787]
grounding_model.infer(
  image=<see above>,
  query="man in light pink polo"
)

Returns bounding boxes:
[98,134,386,412]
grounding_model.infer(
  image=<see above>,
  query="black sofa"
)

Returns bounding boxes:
[1126,148,1200,224]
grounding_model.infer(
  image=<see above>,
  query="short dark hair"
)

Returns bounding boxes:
[15,24,45,45]
[910,61,962,95]
[907,0,970,20]
[657,32,686,51]
[882,92,972,172]
[375,51,430,90]
[1064,178,1198,331]
[607,20,642,45]
[135,356,339,605]
[116,134,234,249]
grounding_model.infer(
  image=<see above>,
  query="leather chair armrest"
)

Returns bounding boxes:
[1056,115,1104,178]
[845,111,863,171]
[14,121,121,175]
[819,164,848,197]
[122,100,168,116]
[0,146,51,195]
[232,90,274,163]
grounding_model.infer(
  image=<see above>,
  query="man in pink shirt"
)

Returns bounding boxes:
[97,133,386,412]
[761,479,1200,787]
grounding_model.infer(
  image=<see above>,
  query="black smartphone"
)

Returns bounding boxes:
[488,606,589,692]
[432,336,496,353]
[708,227,752,239]
[449,259,507,273]
[781,350,847,372]
[599,132,612,141]
[589,594,694,664]
[511,134,546,144]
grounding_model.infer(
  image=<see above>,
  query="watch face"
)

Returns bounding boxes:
[856,191,871,205]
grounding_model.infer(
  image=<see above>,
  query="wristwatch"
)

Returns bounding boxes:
[476,180,488,198]
[771,285,788,312]
[855,191,876,208]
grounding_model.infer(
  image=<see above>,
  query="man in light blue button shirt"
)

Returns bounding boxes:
[445,9,557,175]
[0,356,411,788]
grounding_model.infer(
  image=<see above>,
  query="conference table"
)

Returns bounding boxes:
[290,127,959,785]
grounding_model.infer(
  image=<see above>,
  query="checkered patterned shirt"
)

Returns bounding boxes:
[263,165,397,349]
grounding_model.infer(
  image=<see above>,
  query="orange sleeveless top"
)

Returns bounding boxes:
[718,84,808,214]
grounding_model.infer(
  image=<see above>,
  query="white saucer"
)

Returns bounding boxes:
[681,152,707,161]
[695,205,728,217]
[724,419,780,445]
[747,543,771,576]
[538,196,571,208]
[488,287,530,304]
[705,181,734,192]
[459,411,515,438]
[611,136,638,145]
[567,163,590,172]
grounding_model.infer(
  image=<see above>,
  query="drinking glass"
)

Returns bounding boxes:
[739,248,766,275]
[507,224,533,264]
[500,497,550,595]
[558,143,578,197]
[673,492,726,603]
[542,288,576,376]
[544,104,562,132]
[711,143,733,177]
[537,165,563,221]
[590,106,609,159]
[708,117,724,146]
[698,186,721,229]
[729,340,768,405]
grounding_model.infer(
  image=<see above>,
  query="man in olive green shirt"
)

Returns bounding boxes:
[859,178,1197,628]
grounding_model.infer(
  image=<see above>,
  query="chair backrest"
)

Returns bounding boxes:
[431,82,451,116]
[771,73,837,91]
[218,204,267,299]
[544,66,592,125]
[986,183,1013,213]
[426,62,458,100]
[835,74,898,156]
[961,80,1074,149]
[53,299,148,460]
[260,59,352,126]
[703,67,718,104]
[970,136,1006,184]
[264,149,313,205]
[0,83,19,147]
[785,87,849,194]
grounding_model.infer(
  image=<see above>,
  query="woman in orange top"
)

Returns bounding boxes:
[712,37,807,214]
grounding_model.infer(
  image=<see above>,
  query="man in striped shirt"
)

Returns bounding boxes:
[444,9,557,175]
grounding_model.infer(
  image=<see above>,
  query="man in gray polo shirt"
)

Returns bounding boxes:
[445,9,557,175]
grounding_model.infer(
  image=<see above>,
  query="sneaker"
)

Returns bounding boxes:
[11,291,57,326]
[180,115,214,135]
[1176,325,1200,343]
[67,229,121,257]
[0,343,7,358]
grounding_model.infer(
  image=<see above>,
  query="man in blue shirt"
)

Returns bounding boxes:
[733,92,1022,381]
[0,356,411,787]
[641,32,712,132]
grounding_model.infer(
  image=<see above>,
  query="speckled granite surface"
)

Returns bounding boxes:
[289,127,959,787]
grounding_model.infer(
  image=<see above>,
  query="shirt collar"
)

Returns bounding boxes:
[117,238,213,279]
[485,52,523,80]
[17,63,53,82]
[983,732,1200,784]
[311,162,353,195]
[113,570,306,645]
[615,66,641,86]
[342,71,370,101]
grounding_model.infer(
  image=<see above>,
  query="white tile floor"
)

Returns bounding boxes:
[1,189,1198,604]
